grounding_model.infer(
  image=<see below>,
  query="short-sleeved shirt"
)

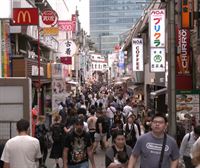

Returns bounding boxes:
[96,116,107,134]
[1,135,42,168]
[64,131,92,165]
[106,145,132,167]
[132,132,179,168]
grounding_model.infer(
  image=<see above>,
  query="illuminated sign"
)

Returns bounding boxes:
[12,8,39,25]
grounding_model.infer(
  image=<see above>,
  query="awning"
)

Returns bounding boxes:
[150,88,167,97]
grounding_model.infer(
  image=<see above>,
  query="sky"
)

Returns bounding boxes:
[48,0,90,34]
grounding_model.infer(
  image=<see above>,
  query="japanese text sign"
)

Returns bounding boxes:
[150,9,165,48]
[59,40,77,57]
[150,48,165,72]
[132,38,144,71]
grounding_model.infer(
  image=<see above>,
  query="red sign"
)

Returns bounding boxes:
[176,76,192,90]
[12,8,39,25]
[60,57,72,65]
[176,28,191,75]
[41,9,58,25]
[58,21,73,31]
[71,14,76,33]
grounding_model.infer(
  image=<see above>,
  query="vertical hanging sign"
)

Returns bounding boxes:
[132,38,144,71]
[149,9,166,72]
[150,9,165,48]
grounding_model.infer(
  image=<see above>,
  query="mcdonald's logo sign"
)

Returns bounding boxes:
[12,8,39,25]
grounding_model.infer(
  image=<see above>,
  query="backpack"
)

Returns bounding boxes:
[51,123,63,142]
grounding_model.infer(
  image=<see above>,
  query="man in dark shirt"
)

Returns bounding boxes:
[63,118,96,168]
[92,110,108,152]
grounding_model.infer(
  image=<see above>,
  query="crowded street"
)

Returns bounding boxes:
[1,0,200,168]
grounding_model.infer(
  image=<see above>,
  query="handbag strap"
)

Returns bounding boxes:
[159,133,167,168]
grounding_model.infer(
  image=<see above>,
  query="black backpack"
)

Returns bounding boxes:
[51,123,63,142]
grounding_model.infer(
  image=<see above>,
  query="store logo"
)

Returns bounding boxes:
[154,54,162,62]
[12,8,39,25]
[17,11,31,23]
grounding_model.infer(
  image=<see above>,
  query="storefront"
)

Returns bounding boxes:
[12,57,51,114]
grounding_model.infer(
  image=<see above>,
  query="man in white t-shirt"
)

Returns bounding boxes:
[1,119,42,168]
[123,98,134,118]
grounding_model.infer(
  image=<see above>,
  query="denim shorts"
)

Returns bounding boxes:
[68,161,89,168]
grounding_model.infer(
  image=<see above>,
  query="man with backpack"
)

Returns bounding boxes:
[179,125,200,168]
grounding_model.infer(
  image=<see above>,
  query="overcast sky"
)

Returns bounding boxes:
[48,0,90,34]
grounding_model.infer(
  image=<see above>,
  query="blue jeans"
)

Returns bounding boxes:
[68,161,89,168]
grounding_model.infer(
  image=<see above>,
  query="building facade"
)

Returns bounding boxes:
[90,0,150,54]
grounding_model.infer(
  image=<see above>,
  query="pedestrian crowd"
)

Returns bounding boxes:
[1,85,200,168]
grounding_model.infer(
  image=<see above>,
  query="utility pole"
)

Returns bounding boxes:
[168,0,176,137]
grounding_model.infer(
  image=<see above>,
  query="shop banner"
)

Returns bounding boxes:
[58,21,73,32]
[149,9,165,48]
[62,64,69,79]
[1,21,10,77]
[71,14,76,33]
[60,57,72,65]
[47,63,51,78]
[12,8,39,25]
[150,48,165,72]
[51,63,62,79]
[181,0,194,28]
[176,28,191,75]
[132,38,143,71]
[118,51,124,70]
[176,75,192,90]
[41,27,59,36]
[59,40,77,57]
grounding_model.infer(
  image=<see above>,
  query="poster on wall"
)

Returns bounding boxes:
[52,79,66,111]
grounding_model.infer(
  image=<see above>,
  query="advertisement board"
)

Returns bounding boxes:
[176,90,200,129]
[12,8,39,25]
[132,38,143,71]
[149,9,165,48]
[150,48,165,72]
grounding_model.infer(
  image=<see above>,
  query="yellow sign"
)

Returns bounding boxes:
[17,11,31,23]
[41,27,59,36]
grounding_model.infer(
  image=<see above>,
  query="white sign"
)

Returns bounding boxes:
[31,65,44,76]
[150,9,165,48]
[0,0,12,19]
[59,40,77,57]
[132,38,144,71]
[150,48,165,72]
